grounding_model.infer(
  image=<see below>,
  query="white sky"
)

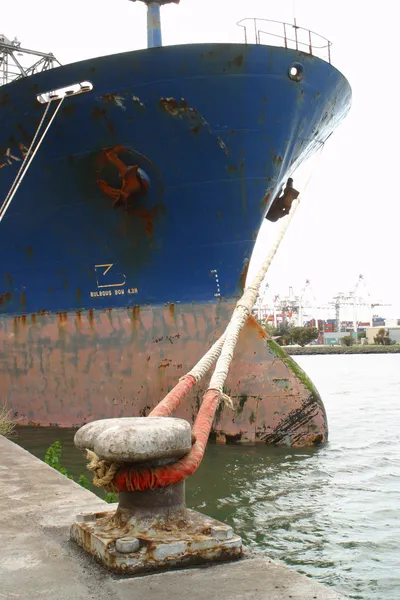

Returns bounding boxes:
[3,0,399,318]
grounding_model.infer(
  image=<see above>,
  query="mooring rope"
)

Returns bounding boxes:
[86,134,327,491]
[148,332,228,419]
[86,449,119,488]
[0,97,64,223]
[208,199,300,395]
[88,199,301,491]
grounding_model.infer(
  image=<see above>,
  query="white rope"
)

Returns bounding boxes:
[208,199,300,392]
[186,195,301,387]
[207,143,326,396]
[0,98,65,223]
[187,198,299,386]
[186,190,302,384]
[188,331,227,382]
[1,102,52,212]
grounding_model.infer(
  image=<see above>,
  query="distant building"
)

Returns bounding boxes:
[366,326,400,344]
[323,332,352,345]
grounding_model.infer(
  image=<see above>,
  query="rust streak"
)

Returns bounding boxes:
[0,292,12,305]
[57,312,68,325]
[92,107,107,118]
[239,259,250,292]
[228,54,244,69]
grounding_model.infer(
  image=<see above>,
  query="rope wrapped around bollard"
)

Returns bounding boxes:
[86,450,120,489]
[114,389,221,491]
[86,389,221,492]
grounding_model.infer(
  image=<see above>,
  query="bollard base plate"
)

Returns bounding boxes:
[70,507,242,574]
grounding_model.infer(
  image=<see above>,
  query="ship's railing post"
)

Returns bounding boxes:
[283,22,288,48]
[293,18,299,51]
[236,19,247,43]
[236,17,332,64]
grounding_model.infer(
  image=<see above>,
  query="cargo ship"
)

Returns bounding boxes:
[0,1,351,445]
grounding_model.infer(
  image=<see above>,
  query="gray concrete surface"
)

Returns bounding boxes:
[0,435,347,599]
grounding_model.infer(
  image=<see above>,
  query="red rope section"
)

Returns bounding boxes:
[113,389,220,491]
[149,374,196,418]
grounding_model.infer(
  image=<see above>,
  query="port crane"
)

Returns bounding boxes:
[0,34,60,86]
[257,279,319,327]
[254,274,391,336]
[332,275,391,334]
[297,279,318,326]
[254,279,270,322]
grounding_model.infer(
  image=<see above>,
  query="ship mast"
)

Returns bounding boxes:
[129,0,180,48]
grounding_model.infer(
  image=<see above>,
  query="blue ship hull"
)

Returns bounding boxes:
[0,43,351,442]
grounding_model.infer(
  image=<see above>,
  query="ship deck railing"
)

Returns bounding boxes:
[237,18,332,64]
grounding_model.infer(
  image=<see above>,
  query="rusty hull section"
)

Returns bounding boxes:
[0,301,327,446]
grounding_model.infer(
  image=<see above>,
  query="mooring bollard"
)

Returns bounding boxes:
[70,417,242,574]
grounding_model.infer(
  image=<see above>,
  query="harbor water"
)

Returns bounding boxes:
[15,354,400,600]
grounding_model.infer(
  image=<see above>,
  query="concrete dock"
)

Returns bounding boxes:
[0,435,346,599]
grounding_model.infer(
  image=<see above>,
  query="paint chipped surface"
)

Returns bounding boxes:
[0,43,350,447]
[132,95,145,108]
[0,302,327,446]
[103,93,126,110]
[159,97,229,153]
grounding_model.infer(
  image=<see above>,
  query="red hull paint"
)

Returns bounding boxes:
[1,301,327,446]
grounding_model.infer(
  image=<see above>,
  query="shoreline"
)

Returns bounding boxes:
[284,345,400,355]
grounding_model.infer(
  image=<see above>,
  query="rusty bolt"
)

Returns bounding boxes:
[115,537,140,553]
[210,525,233,540]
